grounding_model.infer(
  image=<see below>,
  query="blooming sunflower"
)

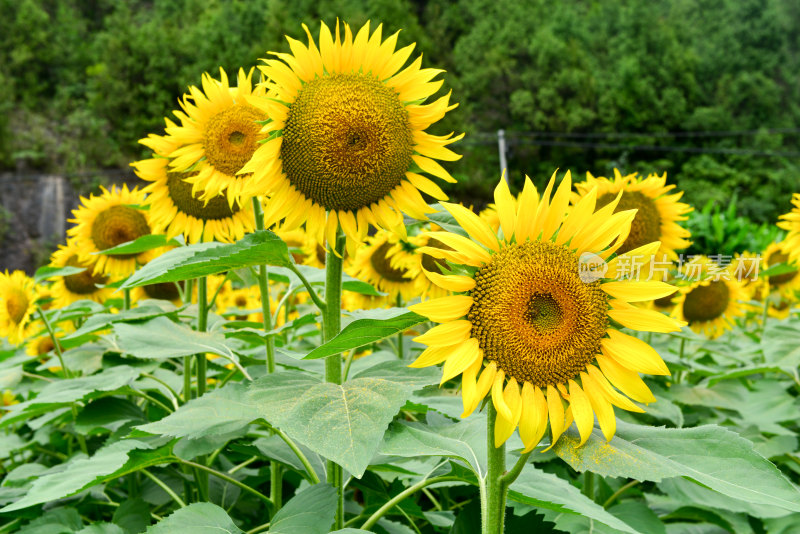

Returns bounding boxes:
[67,185,155,277]
[242,20,462,254]
[133,155,256,244]
[671,256,748,339]
[149,68,267,207]
[409,172,683,450]
[49,240,113,307]
[349,230,422,302]
[0,270,39,345]
[763,242,800,301]
[777,193,800,264]
[573,170,692,260]
[400,232,458,299]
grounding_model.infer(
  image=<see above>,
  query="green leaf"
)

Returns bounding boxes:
[0,440,153,512]
[145,503,244,534]
[269,484,336,534]
[552,421,800,513]
[759,263,797,278]
[96,234,178,256]
[137,383,259,439]
[114,316,236,360]
[251,435,326,481]
[77,524,126,534]
[608,502,666,534]
[278,265,383,296]
[64,305,179,340]
[122,230,292,288]
[508,466,638,533]
[248,361,439,477]
[18,508,83,534]
[75,397,147,434]
[302,308,427,360]
[1,366,142,427]
[112,498,151,534]
[658,476,791,519]
[34,265,85,283]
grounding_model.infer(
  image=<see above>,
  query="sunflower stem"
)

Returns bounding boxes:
[396,295,405,359]
[360,476,462,531]
[760,297,770,334]
[324,225,346,530]
[251,197,282,512]
[123,288,131,311]
[583,471,595,500]
[485,402,507,534]
[195,276,209,501]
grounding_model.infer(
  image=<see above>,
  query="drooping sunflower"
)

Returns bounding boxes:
[0,270,39,345]
[409,171,683,450]
[49,240,113,307]
[67,185,155,277]
[349,230,422,302]
[763,242,800,301]
[242,20,462,254]
[25,323,62,358]
[133,154,256,244]
[777,193,800,264]
[573,170,692,260]
[132,282,184,307]
[148,68,267,207]
[671,256,748,339]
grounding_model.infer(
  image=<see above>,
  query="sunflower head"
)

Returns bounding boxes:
[349,230,421,302]
[672,256,747,339]
[145,68,267,207]
[49,240,112,307]
[777,193,800,264]
[67,184,155,277]
[409,171,683,451]
[0,270,39,345]
[764,242,799,296]
[243,20,462,256]
[573,170,692,260]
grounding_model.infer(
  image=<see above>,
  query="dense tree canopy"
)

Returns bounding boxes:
[1,0,798,221]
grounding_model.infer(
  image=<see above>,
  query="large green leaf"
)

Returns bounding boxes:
[269,484,336,534]
[270,265,383,296]
[0,366,142,427]
[34,264,85,283]
[64,305,179,340]
[122,230,292,288]
[508,466,638,533]
[302,308,427,360]
[97,234,178,256]
[552,421,800,513]
[17,508,83,534]
[138,383,259,439]
[0,440,152,512]
[248,361,439,477]
[145,503,244,534]
[114,316,236,360]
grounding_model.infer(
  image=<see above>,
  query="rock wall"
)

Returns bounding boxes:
[0,171,139,274]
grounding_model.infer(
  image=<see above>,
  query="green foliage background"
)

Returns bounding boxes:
[1,0,799,221]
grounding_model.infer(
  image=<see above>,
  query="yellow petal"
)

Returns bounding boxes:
[519,383,548,452]
[412,320,473,347]
[605,242,662,279]
[494,378,522,447]
[541,170,571,241]
[601,330,670,376]
[609,305,684,333]
[544,385,566,450]
[602,280,678,302]
[557,186,597,247]
[409,295,473,323]
[568,380,594,446]
[463,361,496,418]
[409,343,461,368]
[423,270,476,292]
[581,372,616,442]
[493,177,517,242]
[441,202,500,252]
[423,231,493,265]
[513,176,540,241]
[460,356,483,416]
[491,370,511,422]
[595,354,656,404]
[584,365,644,413]
[440,338,481,384]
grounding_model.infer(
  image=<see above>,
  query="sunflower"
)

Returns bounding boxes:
[399,232,458,299]
[25,322,62,357]
[49,240,113,307]
[132,282,184,306]
[1,390,18,418]
[763,242,800,301]
[67,185,155,277]
[730,251,767,302]
[409,171,683,450]
[133,154,256,244]
[147,68,267,207]
[573,170,692,260]
[671,256,748,339]
[777,193,800,264]
[0,270,39,344]
[242,20,462,255]
[349,230,422,302]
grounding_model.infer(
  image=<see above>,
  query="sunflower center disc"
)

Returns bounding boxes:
[6,290,28,324]
[370,242,410,282]
[166,171,239,220]
[144,282,181,301]
[63,255,107,294]
[35,337,55,356]
[597,191,662,254]
[468,240,609,387]
[90,205,151,258]
[768,251,798,286]
[281,73,414,212]
[204,103,264,176]
[682,280,730,322]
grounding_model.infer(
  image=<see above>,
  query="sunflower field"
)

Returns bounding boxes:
[3,16,800,534]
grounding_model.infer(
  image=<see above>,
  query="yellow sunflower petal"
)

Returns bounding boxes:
[463,361,496,418]
[601,280,678,302]
[440,338,481,384]
[423,270,476,292]
[601,329,670,376]
[412,320,473,347]
[519,383,548,452]
[494,378,522,447]
[581,372,616,442]
[440,202,500,252]
[609,304,684,333]
[544,385,566,450]
[409,296,473,323]
[568,379,594,446]
[595,354,656,404]
[584,365,644,413]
